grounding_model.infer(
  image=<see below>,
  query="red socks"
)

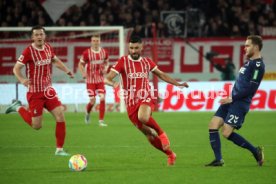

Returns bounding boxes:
[145,117,172,155]
[56,122,66,148]
[146,117,164,135]
[99,100,105,120]
[86,102,94,113]
[86,100,105,120]
[18,107,32,126]
[148,136,173,155]
[18,107,66,149]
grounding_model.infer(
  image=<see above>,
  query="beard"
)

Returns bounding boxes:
[130,53,140,60]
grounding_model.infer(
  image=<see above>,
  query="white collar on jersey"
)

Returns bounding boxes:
[90,47,102,53]
[31,43,45,51]
[128,55,142,62]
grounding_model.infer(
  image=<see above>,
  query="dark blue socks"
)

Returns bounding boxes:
[227,132,257,155]
[209,129,222,161]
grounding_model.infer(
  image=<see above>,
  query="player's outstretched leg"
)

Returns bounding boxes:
[227,132,264,166]
[6,100,32,127]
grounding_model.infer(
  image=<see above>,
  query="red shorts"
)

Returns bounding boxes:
[27,89,62,117]
[86,82,106,97]
[127,99,155,129]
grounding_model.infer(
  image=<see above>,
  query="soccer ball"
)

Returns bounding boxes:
[68,154,88,171]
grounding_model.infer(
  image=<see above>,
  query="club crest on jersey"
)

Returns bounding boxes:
[256,61,261,67]
[127,72,148,79]
[36,59,51,66]
[239,67,246,74]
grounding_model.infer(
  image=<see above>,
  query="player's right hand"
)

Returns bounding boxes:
[178,82,189,88]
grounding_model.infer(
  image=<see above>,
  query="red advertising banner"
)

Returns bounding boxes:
[0,38,275,82]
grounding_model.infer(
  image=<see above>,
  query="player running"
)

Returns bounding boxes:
[78,34,109,126]
[105,35,189,165]
[5,25,74,156]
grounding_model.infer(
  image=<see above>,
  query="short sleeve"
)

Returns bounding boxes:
[148,58,157,71]
[17,48,30,65]
[80,50,88,63]
[111,57,124,74]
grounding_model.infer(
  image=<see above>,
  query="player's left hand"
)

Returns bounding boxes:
[67,71,74,78]
[219,97,232,104]
[178,82,189,89]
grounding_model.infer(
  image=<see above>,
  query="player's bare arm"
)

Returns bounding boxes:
[13,62,29,87]
[78,58,87,79]
[104,70,119,88]
[52,56,74,78]
[152,68,189,88]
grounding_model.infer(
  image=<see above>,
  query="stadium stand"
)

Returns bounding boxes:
[0,0,275,38]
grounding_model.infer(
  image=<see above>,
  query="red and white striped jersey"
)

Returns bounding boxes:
[80,47,109,84]
[111,55,157,108]
[17,43,55,93]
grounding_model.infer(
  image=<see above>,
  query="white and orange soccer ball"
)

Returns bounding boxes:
[68,154,88,171]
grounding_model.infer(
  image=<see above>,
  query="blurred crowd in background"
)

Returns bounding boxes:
[0,0,275,38]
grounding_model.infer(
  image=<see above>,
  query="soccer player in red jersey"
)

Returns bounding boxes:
[78,34,109,126]
[105,36,189,165]
[5,25,74,156]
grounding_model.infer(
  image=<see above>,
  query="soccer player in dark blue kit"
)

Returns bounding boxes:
[206,35,265,166]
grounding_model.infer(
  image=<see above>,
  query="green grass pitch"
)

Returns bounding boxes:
[0,111,275,184]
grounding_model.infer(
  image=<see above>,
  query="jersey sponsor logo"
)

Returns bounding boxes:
[239,67,246,74]
[36,59,51,66]
[127,72,148,79]
[91,60,104,64]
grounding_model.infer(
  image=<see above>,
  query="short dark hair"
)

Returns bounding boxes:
[247,35,263,51]
[31,25,45,34]
[129,35,142,43]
